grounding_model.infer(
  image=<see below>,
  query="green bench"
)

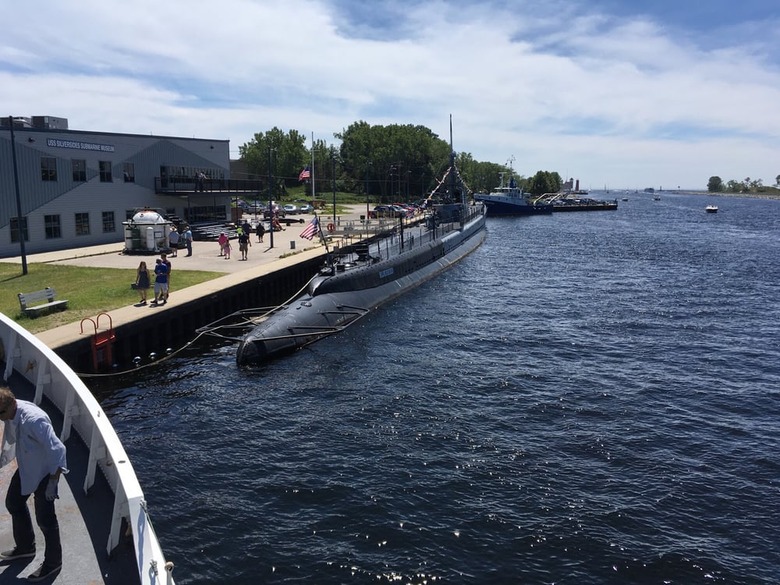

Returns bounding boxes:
[18,287,69,318]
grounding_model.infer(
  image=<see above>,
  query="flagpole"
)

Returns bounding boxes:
[312,211,331,255]
[311,132,315,202]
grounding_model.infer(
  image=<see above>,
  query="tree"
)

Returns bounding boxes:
[238,128,309,194]
[707,176,723,192]
[526,170,562,196]
[336,122,451,202]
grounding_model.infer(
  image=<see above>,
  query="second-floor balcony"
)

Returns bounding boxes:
[155,176,266,196]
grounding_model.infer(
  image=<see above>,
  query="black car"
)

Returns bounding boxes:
[370,205,403,219]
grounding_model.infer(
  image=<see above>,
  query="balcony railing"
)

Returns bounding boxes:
[155,177,265,196]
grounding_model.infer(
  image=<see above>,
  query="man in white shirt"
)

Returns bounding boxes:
[0,387,68,582]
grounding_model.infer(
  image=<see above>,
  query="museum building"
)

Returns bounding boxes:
[0,115,259,258]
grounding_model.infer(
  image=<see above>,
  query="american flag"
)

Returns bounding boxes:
[299,216,319,240]
[298,166,311,181]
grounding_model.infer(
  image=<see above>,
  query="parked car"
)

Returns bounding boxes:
[298,204,313,214]
[370,205,404,219]
[283,204,299,215]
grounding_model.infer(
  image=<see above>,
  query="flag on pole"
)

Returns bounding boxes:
[299,216,319,240]
[298,166,311,181]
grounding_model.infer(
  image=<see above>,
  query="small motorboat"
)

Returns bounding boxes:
[705,205,718,213]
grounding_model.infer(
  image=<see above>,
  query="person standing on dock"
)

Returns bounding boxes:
[256,221,265,243]
[151,258,169,305]
[238,229,251,260]
[135,261,150,305]
[160,253,172,303]
[168,226,179,257]
[0,386,68,582]
[182,225,193,256]
[218,232,228,256]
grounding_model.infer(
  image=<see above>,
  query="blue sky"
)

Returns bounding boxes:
[2,0,779,190]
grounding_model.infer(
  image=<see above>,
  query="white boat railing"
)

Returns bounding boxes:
[0,312,174,585]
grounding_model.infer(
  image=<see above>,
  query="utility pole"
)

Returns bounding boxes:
[8,116,28,275]
[267,147,274,249]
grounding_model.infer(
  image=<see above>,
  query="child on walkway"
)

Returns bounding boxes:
[223,237,232,260]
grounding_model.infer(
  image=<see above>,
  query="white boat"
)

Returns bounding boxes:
[706,205,718,213]
[0,312,174,584]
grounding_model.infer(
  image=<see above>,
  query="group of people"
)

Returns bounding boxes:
[134,252,172,306]
[132,220,268,302]
[216,221,268,261]
[170,225,193,257]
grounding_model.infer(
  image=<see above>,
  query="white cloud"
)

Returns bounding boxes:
[2,0,779,189]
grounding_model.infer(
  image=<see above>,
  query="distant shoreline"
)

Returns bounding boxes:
[625,190,780,201]
[681,190,780,200]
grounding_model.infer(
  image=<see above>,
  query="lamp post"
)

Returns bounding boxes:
[8,116,28,275]
[331,154,337,226]
[267,147,274,249]
[365,161,372,231]
[388,165,396,205]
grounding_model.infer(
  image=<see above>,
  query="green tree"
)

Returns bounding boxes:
[526,170,562,196]
[238,128,309,194]
[305,139,343,197]
[707,176,723,192]
[336,122,451,202]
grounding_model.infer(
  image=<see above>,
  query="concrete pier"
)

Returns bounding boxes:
[4,207,389,373]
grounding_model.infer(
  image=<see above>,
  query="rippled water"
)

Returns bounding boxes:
[94,193,780,584]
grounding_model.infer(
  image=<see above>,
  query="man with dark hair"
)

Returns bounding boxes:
[0,386,67,582]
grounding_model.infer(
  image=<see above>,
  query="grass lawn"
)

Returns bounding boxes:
[1,263,221,333]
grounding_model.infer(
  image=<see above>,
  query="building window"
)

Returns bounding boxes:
[123,162,135,182]
[10,217,29,243]
[75,212,90,236]
[44,215,61,239]
[102,211,116,233]
[72,159,87,182]
[41,157,57,181]
[99,161,113,182]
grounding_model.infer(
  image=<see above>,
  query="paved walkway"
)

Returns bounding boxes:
[5,207,374,275]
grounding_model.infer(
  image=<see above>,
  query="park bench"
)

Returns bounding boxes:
[18,287,69,318]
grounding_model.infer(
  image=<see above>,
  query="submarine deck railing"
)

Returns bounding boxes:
[345,204,483,261]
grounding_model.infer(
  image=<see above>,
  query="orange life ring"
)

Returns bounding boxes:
[327,223,335,233]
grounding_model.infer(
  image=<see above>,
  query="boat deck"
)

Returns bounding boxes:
[0,374,139,584]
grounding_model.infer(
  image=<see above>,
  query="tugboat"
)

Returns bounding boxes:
[236,121,487,365]
[473,170,553,215]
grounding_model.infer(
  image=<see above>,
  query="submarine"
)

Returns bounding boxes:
[236,146,487,366]
[236,201,486,365]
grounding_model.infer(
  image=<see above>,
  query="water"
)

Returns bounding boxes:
[93,193,780,584]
